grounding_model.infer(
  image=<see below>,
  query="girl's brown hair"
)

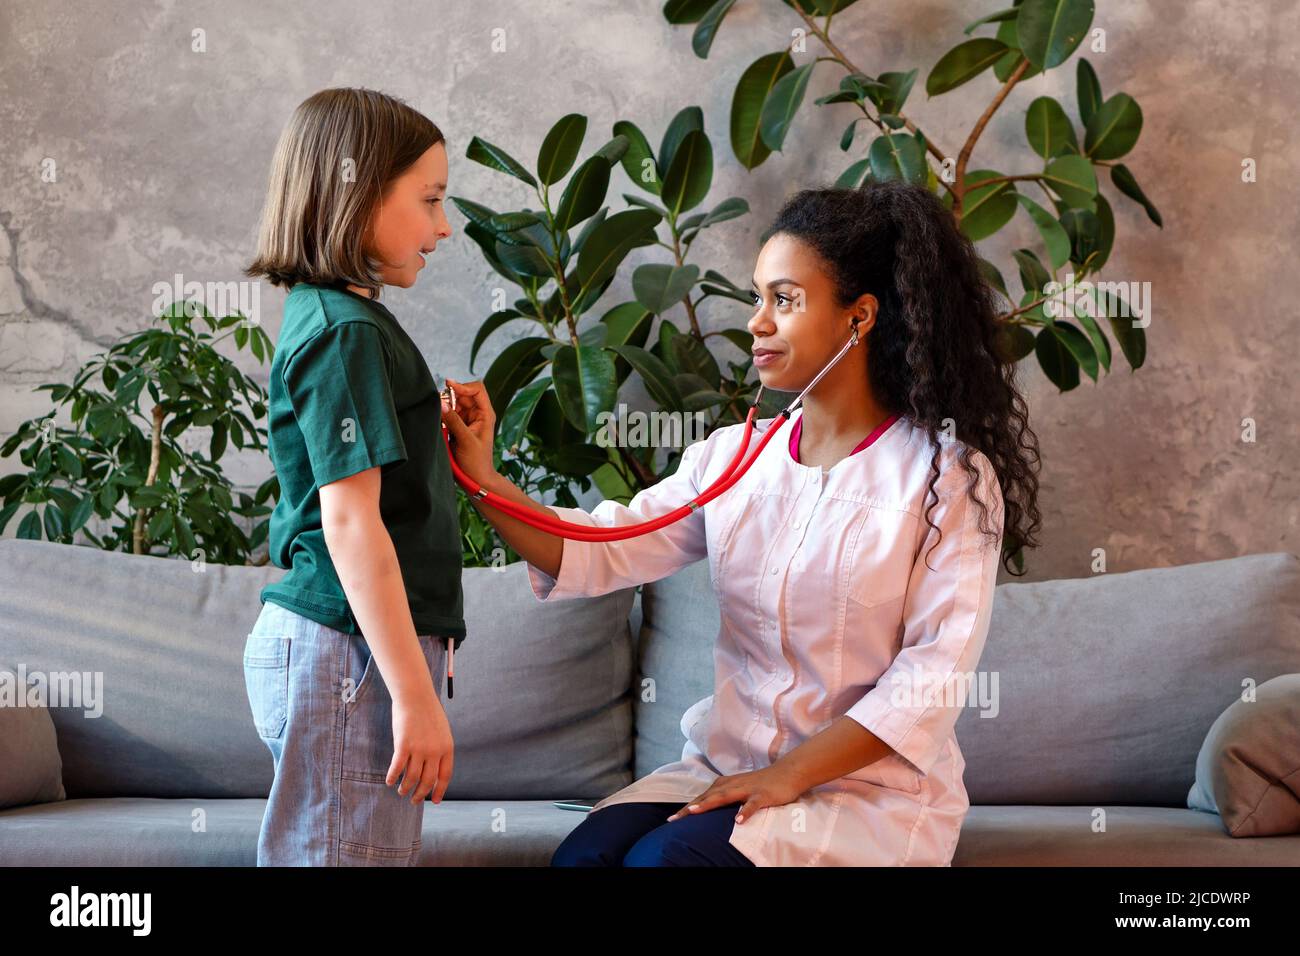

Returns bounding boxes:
[245,87,445,297]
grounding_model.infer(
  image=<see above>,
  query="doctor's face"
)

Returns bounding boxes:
[747,233,871,391]
[364,141,453,288]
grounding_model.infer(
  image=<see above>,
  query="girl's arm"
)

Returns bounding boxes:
[320,468,436,706]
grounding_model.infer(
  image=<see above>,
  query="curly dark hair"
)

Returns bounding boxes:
[761,179,1042,575]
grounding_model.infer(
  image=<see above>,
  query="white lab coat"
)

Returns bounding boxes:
[526,409,1004,866]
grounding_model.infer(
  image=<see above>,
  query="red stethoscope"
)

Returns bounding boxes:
[438,320,865,542]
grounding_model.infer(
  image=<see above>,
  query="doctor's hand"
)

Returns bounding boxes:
[666,765,806,825]
[440,378,496,485]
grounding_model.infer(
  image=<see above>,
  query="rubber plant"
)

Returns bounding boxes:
[450,108,770,567]
[664,0,1161,393]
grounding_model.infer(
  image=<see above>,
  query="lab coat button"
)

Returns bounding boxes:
[792,520,801,529]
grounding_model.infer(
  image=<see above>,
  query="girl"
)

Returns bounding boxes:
[442,179,1042,866]
[242,87,462,866]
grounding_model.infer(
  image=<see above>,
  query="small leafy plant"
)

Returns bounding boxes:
[0,301,279,564]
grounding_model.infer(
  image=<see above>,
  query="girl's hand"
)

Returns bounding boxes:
[389,691,455,805]
[440,378,496,485]
[666,765,807,824]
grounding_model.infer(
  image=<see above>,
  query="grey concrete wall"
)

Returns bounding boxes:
[1,0,1295,581]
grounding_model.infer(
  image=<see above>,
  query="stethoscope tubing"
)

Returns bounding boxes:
[441,324,861,541]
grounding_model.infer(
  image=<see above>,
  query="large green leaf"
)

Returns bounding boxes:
[731,51,794,169]
[497,377,551,453]
[1097,287,1146,369]
[465,136,537,187]
[692,0,739,58]
[664,0,718,23]
[659,106,704,177]
[537,113,587,186]
[955,169,1018,241]
[660,129,713,217]
[575,209,662,294]
[1076,58,1102,126]
[484,336,551,414]
[993,16,1043,83]
[552,344,618,433]
[1110,163,1162,227]
[994,323,1037,362]
[1046,319,1098,381]
[606,344,685,411]
[495,240,553,278]
[1072,307,1112,373]
[1060,207,1100,268]
[1034,327,1079,391]
[867,132,928,184]
[1025,96,1079,158]
[926,38,1009,96]
[1016,0,1095,69]
[1015,194,1071,269]
[759,62,816,152]
[1084,93,1142,160]
[1043,154,1097,207]
[633,263,700,314]
[1013,248,1052,299]
[613,119,660,195]
[1091,191,1115,269]
[554,155,611,232]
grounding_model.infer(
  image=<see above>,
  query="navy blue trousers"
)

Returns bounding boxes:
[551,801,756,867]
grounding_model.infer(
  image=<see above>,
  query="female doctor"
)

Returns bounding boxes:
[441,179,1043,866]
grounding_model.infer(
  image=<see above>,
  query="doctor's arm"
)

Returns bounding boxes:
[441,379,711,602]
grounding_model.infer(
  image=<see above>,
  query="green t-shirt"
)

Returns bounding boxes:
[260,281,466,646]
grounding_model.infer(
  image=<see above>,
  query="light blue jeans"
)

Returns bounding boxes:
[243,600,448,866]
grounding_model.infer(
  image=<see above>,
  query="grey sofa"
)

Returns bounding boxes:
[1,537,1297,865]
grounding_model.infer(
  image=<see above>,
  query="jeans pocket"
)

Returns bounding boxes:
[244,635,290,740]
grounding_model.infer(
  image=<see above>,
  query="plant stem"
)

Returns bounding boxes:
[787,0,955,174]
[132,404,165,555]
[954,57,1030,219]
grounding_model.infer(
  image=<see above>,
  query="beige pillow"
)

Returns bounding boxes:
[1187,673,1300,836]
[0,662,67,809]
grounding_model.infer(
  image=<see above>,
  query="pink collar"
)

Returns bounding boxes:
[789,411,901,464]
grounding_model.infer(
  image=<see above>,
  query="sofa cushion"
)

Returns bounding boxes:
[0,797,587,866]
[957,552,1300,805]
[1187,673,1300,836]
[0,539,635,801]
[637,550,1300,806]
[953,804,1300,865]
[0,661,66,809]
[633,559,717,779]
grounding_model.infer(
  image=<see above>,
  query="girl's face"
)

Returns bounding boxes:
[364,141,452,288]
[747,232,872,391]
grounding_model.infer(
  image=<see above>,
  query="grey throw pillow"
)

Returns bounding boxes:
[1187,673,1300,836]
[0,661,67,809]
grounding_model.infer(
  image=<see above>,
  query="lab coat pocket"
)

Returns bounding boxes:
[844,752,923,794]
[847,505,917,609]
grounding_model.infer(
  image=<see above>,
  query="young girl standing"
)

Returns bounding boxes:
[242,88,462,866]
[442,179,1043,866]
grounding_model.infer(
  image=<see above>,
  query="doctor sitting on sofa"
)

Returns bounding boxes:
[440,179,1042,867]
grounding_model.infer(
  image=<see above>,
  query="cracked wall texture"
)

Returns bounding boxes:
[1,0,1296,582]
